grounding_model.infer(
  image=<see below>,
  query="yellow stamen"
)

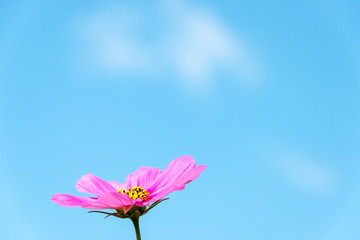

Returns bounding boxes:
[117,186,149,201]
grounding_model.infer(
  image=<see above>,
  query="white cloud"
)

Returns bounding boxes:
[74,0,263,90]
[164,5,259,88]
[77,8,153,74]
[274,150,339,195]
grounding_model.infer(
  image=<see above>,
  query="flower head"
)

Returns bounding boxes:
[52,156,206,214]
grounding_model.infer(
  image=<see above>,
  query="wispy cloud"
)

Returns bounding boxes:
[76,8,153,74]
[160,0,262,89]
[278,153,338,195]
[73,0,263,90]
[267,144,340,196]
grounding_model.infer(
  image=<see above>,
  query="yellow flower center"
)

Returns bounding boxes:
[117,186,149,201]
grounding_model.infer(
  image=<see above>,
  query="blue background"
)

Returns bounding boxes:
[0,0,359,239]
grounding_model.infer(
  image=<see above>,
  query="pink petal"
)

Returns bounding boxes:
[93,192,135,209]
[51,194,101,208]
[147,156,196,192]
[139,157,206,205]
[142,165,206,205]
[107,181,124,190]
[173,164,207,191]
[123,166,162,189]
[75,173,117,196]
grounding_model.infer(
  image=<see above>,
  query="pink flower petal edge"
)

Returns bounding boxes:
[52,155,206,210]
[75,173,117,196]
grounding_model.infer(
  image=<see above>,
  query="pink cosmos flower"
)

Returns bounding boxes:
[52,156,206,214]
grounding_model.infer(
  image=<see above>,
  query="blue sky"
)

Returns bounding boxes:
[0,0,359,239]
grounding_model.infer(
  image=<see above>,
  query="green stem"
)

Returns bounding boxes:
[131,217,141,240]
